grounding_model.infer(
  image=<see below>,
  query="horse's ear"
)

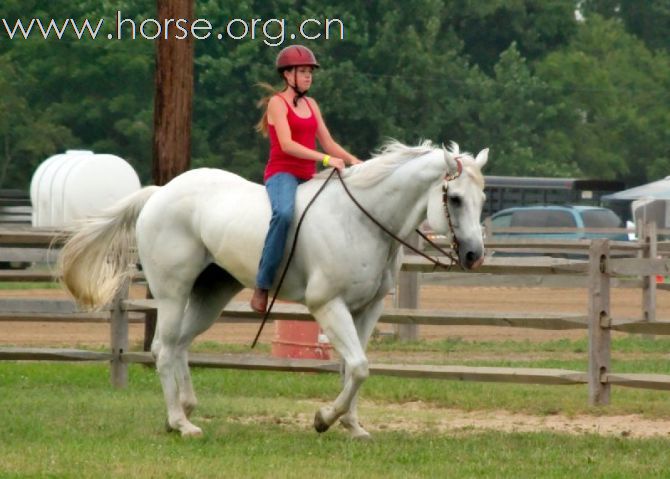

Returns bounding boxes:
[474,148,489,169]
[443,149,460,175]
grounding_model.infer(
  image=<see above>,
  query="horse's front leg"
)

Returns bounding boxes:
[309,298,369,434]
[339,298,385,439]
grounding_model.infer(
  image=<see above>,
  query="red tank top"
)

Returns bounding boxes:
[264,95,318,182]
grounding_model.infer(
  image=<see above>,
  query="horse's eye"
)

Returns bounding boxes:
[449,196,462,207]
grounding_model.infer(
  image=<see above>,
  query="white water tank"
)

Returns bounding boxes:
[30,150,141,227]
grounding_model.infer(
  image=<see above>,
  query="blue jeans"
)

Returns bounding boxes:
[256,173,303,290]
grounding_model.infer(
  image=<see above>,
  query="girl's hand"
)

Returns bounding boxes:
[328,157,346,171]
[349,157,363,165]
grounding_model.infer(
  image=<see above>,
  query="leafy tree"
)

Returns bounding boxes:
[536,15,670,183]
[469,43,578,177]
[0,56,73,188]
[580,0,670,52]
[445,0,577,73]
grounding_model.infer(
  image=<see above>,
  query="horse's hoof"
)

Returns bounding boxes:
[352,430,372,441]
[181,425,203,438]
[314,410,330,433]
[340,418,372,440]
[166,418,202,437]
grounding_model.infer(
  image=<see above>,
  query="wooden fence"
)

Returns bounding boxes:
[1,225,670,406]
[0,190,31,227]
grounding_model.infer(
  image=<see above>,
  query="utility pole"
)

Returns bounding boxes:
[152,0,194,184]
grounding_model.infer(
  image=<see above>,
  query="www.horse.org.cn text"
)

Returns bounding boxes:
[1,12,346,46]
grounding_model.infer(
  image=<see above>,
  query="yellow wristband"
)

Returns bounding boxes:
[322,155,331,167]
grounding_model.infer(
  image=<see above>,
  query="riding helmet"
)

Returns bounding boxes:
[275,45,320,71]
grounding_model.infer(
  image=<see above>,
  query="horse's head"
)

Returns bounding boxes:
[426,143,488,270]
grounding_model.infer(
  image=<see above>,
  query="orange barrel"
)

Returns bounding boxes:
[271,320,332,360]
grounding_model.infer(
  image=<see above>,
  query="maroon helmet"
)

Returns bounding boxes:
[275,45,320,70]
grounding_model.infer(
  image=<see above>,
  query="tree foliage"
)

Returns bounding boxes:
[0,0,669,189]
[536,15,670,183]
[580,0,670,52]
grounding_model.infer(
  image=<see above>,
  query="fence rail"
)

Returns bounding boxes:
[0,226,669,405]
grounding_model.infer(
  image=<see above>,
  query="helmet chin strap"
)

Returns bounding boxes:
[289,69,308,106]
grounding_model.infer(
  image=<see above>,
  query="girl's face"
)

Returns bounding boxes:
[285,66,313,91]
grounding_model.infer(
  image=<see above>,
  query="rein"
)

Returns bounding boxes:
[251,161,463,348]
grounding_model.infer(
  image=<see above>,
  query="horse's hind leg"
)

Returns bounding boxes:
[174,264,243,419]
[141,236,210,437]
[153,295,202,436]
[309,298,369,433]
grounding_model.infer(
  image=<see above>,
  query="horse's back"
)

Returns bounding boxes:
[140,168,262,220]
[155,168,253,195]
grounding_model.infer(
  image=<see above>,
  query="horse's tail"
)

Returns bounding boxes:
[58,186,161,311]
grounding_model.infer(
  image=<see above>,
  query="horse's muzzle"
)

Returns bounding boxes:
[462,248,485,270]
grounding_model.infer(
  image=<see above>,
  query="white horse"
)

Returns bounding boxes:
[59,140,488,438]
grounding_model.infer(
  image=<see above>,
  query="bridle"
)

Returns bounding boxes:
[414,156,463,264]
[251,157,465,348]
[442,156,463,255]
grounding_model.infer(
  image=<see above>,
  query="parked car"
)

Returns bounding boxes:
[487,205,628,242]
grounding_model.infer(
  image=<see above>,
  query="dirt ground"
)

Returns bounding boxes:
[3,283,670,438]
[241,400,670,439]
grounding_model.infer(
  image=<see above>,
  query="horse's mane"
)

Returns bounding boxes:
[313,139,482,189]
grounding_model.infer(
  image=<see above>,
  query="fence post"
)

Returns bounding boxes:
[110,277,130,388]
[642,222,657,335]
[588,239,611,406]
[395,233,419,341]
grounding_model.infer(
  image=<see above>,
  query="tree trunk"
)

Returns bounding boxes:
[152,0,194,186]
[146,0,194,351]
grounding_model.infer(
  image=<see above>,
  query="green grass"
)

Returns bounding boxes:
[3,335,670,477]
[368,334,670,355]
[183,333,668,360]
[189,340,272,355]
[0,363,670,478]
[3,362,670,478]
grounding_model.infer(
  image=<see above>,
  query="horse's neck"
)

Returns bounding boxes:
[340,153,444,239]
